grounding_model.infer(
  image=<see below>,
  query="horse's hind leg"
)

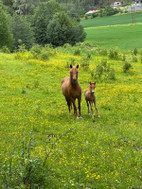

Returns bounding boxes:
[78,97,82,118]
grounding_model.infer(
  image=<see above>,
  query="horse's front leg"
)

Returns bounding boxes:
[71,98,77,117]
[86,100,90,114]
[66,97,71,114]
[78,97,82,118]
[90,102,94,119]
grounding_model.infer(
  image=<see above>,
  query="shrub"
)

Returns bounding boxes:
[0,46,10,53]
[108,68,116,80]
[97,47,108,56]
[74,48,81,56]
[133,48,138,56]
[122,54,126,62]
[80,56,90,70]
[132,55,138,62]
[140,56,142,64]
[108,48,120,60]
[30,44,50,61]
[123,61,132,73]
[95,64,104,78]
[30,44,42,59]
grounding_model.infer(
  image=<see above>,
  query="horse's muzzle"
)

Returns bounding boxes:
[72,79,77,83]
[91,90,95,94]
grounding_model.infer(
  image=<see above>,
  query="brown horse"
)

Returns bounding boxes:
[61,65,82,118]
[84,82,100,119]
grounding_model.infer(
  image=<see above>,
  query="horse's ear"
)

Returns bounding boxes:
[76,65,79,68]
[90,82,91,85]
[94,82,96,85]
[70,65,73,68]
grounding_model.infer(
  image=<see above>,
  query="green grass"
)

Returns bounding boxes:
[84,23,142,50]
[0,45,142,188]
[81,12,142,28]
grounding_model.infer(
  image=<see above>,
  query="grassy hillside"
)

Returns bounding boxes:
[81,12,142,28]
[0,45,142,188]
[84,23,142,50]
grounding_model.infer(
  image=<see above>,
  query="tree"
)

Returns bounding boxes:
[10,14,34,49]
[46,12,72,46]
[0,3,14,50]
[70,19,86,45]
[32,1,62,45]
[46,12,86,46]
[12,0,40,15]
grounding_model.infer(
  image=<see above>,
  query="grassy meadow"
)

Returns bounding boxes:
[0,44,142,188]
[81,12,142,50]
[84,23,142,50]
[81,12,142,28]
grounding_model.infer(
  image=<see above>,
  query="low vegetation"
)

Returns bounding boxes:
[0,44,142,188]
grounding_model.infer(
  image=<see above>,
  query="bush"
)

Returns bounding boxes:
[132,55,138,62]
[30,44,50,61]
[74,48,81,56]
[140,56,142,64]
[80,56,90,70]
[123,61,132,73]
[108,68,116,80]
[96,64,104,77]
[133,48,138,56]
[0,46,10,53]
[108,48,120,60]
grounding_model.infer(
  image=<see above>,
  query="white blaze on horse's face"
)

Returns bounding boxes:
[90,82,96,94]
[70,65,79,84]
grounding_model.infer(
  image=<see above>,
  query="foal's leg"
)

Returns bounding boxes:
[89,102,94,119]
[94,97,100,118]
[86,100,90,114]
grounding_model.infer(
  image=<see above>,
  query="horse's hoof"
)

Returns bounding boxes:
[77,116,83,119]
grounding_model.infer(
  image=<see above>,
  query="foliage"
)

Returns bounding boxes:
[108,47,121,60]
[0,3,14,50]
[32,1,62,45]
[123,61,132,73]
[12,0,40,15]
[10,14,34,50]
[46,12,72,46]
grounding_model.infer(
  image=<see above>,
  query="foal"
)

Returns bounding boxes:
[84,82,100,119]
[61,65,82,118]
